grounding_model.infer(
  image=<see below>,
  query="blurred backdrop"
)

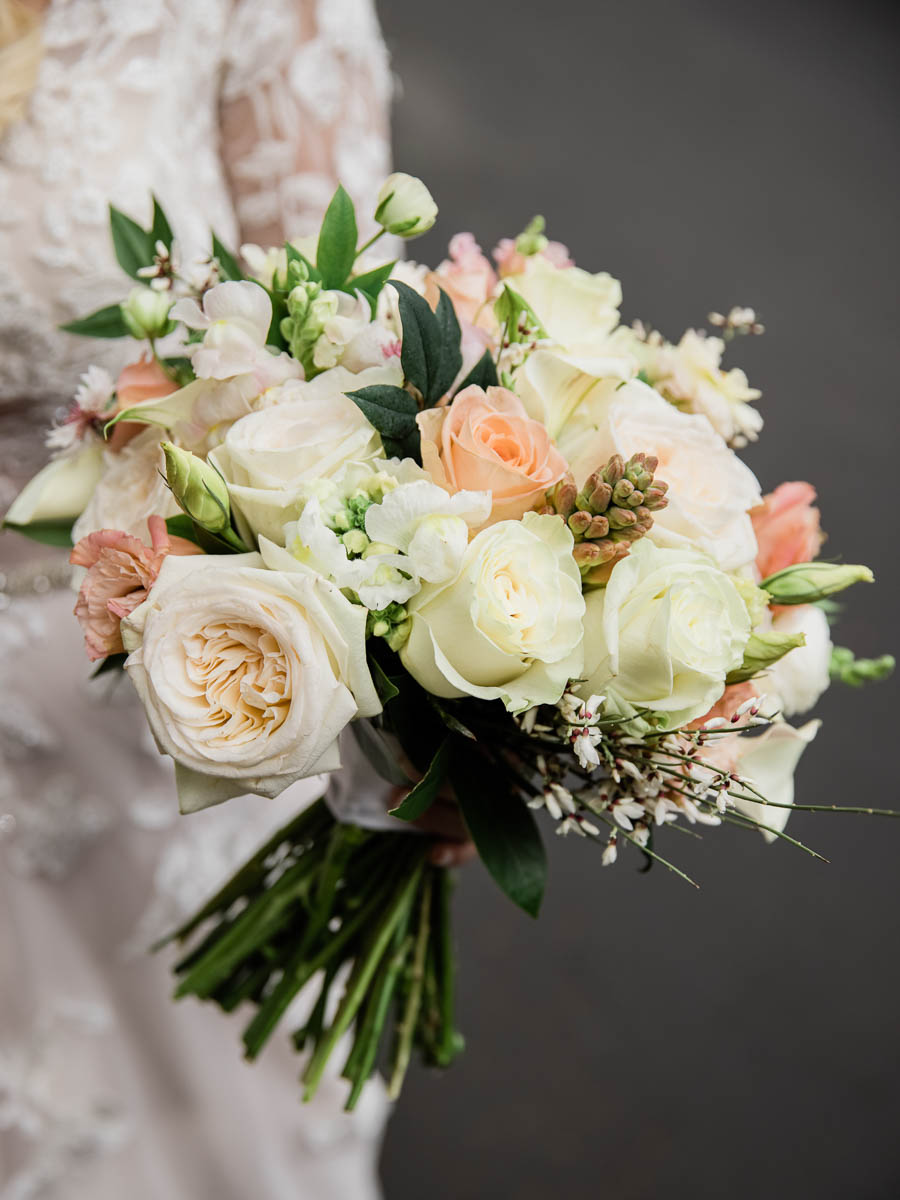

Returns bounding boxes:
[376,1,900,1196]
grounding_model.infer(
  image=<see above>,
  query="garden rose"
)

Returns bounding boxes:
[209,363,399,544]
[70,515,201,661]
[501,255,622,355]
[751,481,824,580]
[121,544,381,813]
[577,540,751,729]
[400,512,584,712]
[417,385,568,526]
[72,428,179,542]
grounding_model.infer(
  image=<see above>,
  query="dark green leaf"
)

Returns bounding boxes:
[389,279,437,399]
[345,385,418,439]
[351,719,413,788]
[449,747,546,918]
[429,288,463,405]
[390,740,450,821]
[427,697,477,740]
[212,233,243,281]
[150,195,174,250]
[60,303,129,339]
[316,185,358,289]
[349,260,397,311]
[165,513,233,555]
[109,204,155,279]
[91,653,127,679]
[371,659,400,705]
[454,349,499,394]
[2,517,74,547]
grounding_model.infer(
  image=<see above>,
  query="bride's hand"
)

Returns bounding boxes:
[388,785,477,868]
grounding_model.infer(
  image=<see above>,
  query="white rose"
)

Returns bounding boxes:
[374,173,438,237]
[553,381,761,571]
[121,543,380,814]
[646,329,763,446]
[400,512,585,713]
[209,363,400,544]
[4,441,103,528]
[765,604,832,717]
[733,719,820,840]
[577,539,750,729]
[503,256,622,356]
[72,428,179,542]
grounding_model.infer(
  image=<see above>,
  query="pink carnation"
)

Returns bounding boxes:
[70,515,201,661]
[425,233,497,330]
[492,237,573,278]
[751,481,824,580]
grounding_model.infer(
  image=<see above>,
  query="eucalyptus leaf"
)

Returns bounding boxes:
[316,185,358,289]
[109,205,155,279]
[450,747,546,918]
[60,304,129,339]
[390,740,450,821]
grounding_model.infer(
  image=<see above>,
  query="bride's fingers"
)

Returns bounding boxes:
[428,839,477,868]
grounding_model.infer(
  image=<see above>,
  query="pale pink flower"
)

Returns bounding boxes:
[751,481,824,580]
[689,681,760,731]
[492,237,573,278]
[425,233,497,331]
[70,516,201,661]
[108,355,179,452]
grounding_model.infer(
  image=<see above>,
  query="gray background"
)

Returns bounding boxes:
[376,1,900,1197]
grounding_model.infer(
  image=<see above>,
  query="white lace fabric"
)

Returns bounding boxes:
[0,2,394,1195]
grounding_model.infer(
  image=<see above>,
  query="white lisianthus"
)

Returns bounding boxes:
[514,345,635,441]
[121,546,380,814]
[765,604,833,717]
[209,364,399,544]
[552,380,761,571]
[4,441,103,528]
[374,173,438,237]
[121,285,173,340]
[288,468,491,610]
[646,329,763,446]
[113,374,264,457]
[400,512,585,713]
[733,719,821,840]
[171,280,301,390]
[72,428,179,542]
[577,540,751,729]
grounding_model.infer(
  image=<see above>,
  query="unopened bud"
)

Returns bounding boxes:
[161,442,230,533]
[573,542,602,567]
[586,514,610,539]
[374,173,438,237]
[762,561,874,605]
[726,629,806,684]
[612,479,635,505]
[342,529,369,555]
[603,455,625,486]
[607,506,637,530]
[121,286,174,339]
[588,481,612,511]
[568,511,592,537]
[547,474,577,518]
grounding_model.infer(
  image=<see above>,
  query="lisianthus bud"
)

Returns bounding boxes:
[830,646,895,688]
[726,629,806,685]
[121,286,174,339]
[161,442,231,534]
[761,561,874,605]
[374,173,438,237]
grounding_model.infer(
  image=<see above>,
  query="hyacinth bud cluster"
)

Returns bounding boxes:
[541,452,668,585]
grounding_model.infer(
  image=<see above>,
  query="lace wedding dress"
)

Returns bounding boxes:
[0,2,395,1196]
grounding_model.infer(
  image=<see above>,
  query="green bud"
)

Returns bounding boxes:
[161,442,231,534]
[726,629,806,685]
[121,286,174,339]
[493,284,547,343]
[342,529,369,556]
[374,173,438,238]
[514,215,548,257]
[385,618,412,651]
[829,646,895,688]
[762,562,874,605]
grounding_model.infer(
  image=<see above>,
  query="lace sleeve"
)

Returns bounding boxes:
[220,0,394,247]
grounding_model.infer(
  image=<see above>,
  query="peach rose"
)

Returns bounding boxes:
[109,356,179,452]
[751,481,824,580]
[425,233,497,331]
[70,515,201,661]
[417,385,569,526]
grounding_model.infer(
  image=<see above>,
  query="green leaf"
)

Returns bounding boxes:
[454,349,499,394]
[109,204,155,279]
[351,719,413,788]
[345,385,418,439]
[427,697,477,740]
[91,652,127,679]
[60,303,129,339]
[150,195,174,250]
[164,513,235,555]
[371,659,400,705]
[212,233,243,281]
[316,185,358,290]
[389,279,436,399]
[390,740,450,821]
[449,748,546,918]
[348,260,397,311]
[2,517,74,547]
[429,289,463,404]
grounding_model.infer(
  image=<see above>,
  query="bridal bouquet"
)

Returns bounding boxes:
[5,174,893,1108]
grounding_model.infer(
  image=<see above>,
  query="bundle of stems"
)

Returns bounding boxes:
[157,798,463,1109]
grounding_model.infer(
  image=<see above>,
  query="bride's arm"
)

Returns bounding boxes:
[218,0,394,247]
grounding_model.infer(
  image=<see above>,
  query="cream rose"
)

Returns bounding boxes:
[72,428,179,542]
[552,380,761,571]
[502,255,622,355]
[417,385,569,526]
[577,540,751,729]
[121,544,380,814]
[400,512,585,712]
[209,363,400,544]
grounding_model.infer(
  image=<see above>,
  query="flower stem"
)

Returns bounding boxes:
[388,870,433,1099]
